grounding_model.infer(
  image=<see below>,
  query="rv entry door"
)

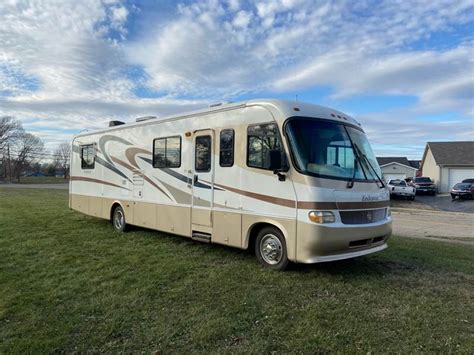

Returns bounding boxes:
[191,129,214,228]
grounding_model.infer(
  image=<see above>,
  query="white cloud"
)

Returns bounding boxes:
[233,10,252,28]
[0,0,472,157]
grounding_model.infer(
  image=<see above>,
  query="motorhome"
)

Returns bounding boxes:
[70,99,391,270]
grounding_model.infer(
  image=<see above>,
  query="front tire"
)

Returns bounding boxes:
[255,227,289,271]
[112,205,128,232]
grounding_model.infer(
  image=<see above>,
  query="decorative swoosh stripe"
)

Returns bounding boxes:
[137,157,223,191]
[99,135,132,165]
[125,147,152,168]
[70,176,130,190]
[110,156,173,201]
[95,156,131,181]
[72,145,131,182]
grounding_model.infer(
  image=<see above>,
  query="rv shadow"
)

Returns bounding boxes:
[288,256,418,278]
[105,222,420,277]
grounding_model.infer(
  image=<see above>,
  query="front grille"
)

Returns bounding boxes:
[340,208,386,225]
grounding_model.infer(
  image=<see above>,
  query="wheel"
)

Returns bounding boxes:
[410,196,415,201]
[451,194,456,201]
[255,227,289,271]
[112,205,128,232]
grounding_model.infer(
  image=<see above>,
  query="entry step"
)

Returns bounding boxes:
[191,231,211,243]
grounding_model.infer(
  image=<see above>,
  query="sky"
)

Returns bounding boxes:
[0,0,473,159]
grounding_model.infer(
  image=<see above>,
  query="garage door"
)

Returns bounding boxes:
[448,168,474,188]
[384,173,406,182]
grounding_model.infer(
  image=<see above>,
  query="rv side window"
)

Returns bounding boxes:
[247,123,283,170]
[153,136,181,168]
[195,135,211,172]
[81,144,95,169]
[219,129,234,167]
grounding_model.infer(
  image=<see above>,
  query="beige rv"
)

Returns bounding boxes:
[70,99,392,270]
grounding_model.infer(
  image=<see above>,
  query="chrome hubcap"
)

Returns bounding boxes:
[260,234,283,265]
[114,210,124,230]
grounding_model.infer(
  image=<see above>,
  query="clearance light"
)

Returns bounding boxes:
[308,211,335,224]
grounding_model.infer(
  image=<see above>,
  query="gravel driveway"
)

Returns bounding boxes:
[391,208,474,244]
[414,194,474,213]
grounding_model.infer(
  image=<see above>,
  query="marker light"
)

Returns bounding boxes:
[308,211,335,224]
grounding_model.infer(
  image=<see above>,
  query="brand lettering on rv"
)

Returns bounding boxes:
[362,194,381,202]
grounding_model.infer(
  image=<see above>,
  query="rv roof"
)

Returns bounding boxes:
[75,99,360,138]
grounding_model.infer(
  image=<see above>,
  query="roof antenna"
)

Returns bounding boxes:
[295,94,298,102]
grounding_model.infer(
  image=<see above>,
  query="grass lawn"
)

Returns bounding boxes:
[17,176,68,184]
[0,188,473,353]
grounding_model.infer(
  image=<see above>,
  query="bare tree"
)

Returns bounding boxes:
[0,116,23,151]
[54,142,71,179]
[0,116,24,180]
[12,132,44,182]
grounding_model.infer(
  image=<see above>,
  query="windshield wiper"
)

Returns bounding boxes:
[347,156,362,188]
[353,143,386,188]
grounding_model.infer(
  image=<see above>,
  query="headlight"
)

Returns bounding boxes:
[415,184,420,188]
[387,207,391,217]
[308,211,335,224]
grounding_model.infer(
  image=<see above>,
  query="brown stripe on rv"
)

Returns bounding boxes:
[213,182,296,208]
[213,182,388,210]
[297,200,390,210]
[70,176,130,190]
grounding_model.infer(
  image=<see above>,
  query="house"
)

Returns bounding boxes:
[376,157,419,182]
[421,141,474,193]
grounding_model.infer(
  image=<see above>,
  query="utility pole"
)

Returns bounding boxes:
[7,143,12,182]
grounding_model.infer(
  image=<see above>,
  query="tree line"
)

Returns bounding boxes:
[0,116,71,182]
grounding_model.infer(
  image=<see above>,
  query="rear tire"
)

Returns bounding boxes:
[255,227,289,271]
[112,205,128,232]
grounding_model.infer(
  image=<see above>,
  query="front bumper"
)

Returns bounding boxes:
[392,191,415,197]
[296,218,392,263]
[451,191,472,197]
[416,186,435,193]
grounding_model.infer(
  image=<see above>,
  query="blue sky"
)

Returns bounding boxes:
[0,0,473,157]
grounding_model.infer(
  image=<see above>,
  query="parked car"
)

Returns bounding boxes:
[413,177,436,195]
[462,178,474,184]
[387,179,416,200]
[450,183,473,201]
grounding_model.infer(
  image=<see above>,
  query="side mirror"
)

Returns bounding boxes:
[267,149,282,171]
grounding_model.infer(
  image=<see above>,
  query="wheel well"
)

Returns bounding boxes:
[110,202,121,221]
[247,222,282,253]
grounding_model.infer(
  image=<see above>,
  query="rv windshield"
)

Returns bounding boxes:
[286,118,381,181]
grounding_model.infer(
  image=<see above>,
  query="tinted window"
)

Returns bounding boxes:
[247,123,284,170]
[220,129,234,167]
[81,144,95,169]
[153,136,181,168]
[195,135,211,172]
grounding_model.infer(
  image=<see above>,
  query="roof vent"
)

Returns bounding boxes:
[136,116,157,122]
[209,101,232,108]
[109,120,125,127]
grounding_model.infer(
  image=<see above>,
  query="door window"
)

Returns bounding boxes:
[195,135,211,172]
[219,129,234,167]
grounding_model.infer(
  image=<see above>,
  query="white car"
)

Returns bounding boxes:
[387,179,416,200]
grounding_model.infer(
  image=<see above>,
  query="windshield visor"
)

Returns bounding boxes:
[285,118,381,181]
